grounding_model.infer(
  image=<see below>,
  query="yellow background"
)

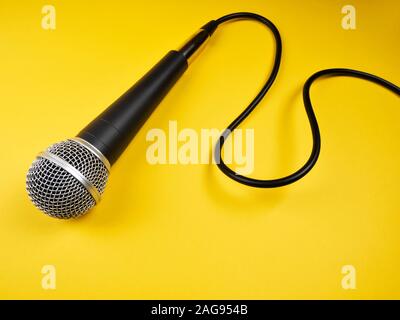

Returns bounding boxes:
[0,0,399,299]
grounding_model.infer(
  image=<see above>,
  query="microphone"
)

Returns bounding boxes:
[26,12,400,219]
[26,21,218,219]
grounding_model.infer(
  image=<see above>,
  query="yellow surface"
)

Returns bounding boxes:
[0,0,399,299]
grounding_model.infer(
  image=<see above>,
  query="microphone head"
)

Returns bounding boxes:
[26,138,110,219]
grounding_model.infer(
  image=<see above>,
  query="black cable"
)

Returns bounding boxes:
[213,12,400,188]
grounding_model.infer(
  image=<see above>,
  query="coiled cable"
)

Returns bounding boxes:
[213,12,400,188]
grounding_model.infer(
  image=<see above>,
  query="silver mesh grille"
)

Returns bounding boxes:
[46,140,108,193]
[26,139,109,219]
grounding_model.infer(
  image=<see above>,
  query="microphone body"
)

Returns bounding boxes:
[78,50,188,165]
[77,19,217,165]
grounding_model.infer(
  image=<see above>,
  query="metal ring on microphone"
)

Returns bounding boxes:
[38,151,101,203]
[71,137,111,171]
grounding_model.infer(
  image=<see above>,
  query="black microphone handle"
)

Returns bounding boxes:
[77,21,217,165]
[77,50,187,165]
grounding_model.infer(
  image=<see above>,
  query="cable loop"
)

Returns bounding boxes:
[213,12,400,188]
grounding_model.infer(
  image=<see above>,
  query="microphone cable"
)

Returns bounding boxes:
[212,12,400,188]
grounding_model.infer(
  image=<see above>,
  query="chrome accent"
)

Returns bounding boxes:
[38,151,101,203]
[72,137,111,171]
[26,139,108,218]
